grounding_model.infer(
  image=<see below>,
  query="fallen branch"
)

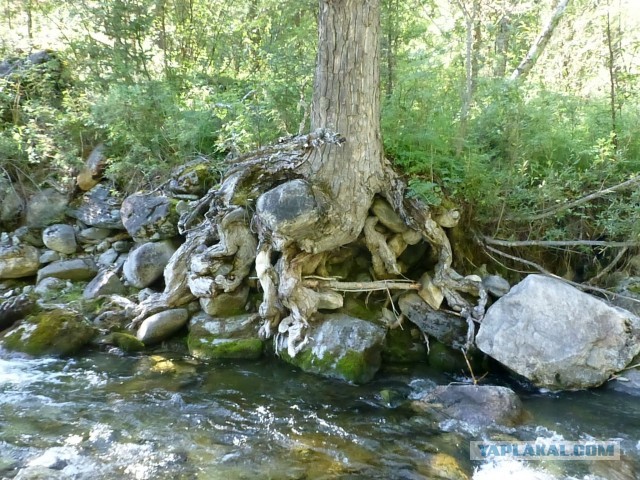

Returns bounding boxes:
[482,243,640,303]
[509,175,640,222]
[302,278,419,292]
[483,236,639,248]
[586,247,628,285]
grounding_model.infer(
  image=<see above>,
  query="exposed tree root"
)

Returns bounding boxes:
[113,132,487,356]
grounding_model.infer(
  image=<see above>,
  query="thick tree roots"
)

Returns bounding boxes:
[123,131,487,355]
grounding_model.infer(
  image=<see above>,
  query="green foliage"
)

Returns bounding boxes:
[1,0,639,277]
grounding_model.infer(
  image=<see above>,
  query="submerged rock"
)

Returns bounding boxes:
[281,314,386,384]
[476,274,640,390]
[188,312,263,360]
[412,384,525,428]
[0,308,96,356]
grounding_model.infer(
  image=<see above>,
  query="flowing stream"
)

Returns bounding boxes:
[0,349,638,479]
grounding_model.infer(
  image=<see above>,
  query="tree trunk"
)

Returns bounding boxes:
[301,0,385,253]
[510,0,571,81]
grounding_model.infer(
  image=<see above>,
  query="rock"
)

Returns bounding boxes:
[39,250,60,264]
[33,277,66,297]
[112,240,132,253]
[0,178,24,227]
[610,277,640,317]
[281,314,386,384]
[12,226,44,247]
[412,385,525,428]
[428,341,475,373]
[168,157,219,196]
[25,188,68,228]
[482,274,510,298]
[188,312,264,360]
[97,248,119,267]
[120,193,179,241]
[42,224,77,254]
[256,179,322,248]
[476,275,640,390]
[607,368,640,396]
[371,197,408,233]
[136,309,189,345]
[76,144,107,191]
[122,240,177,288]
[83,269,126,299]
[1,308,96,356]
[99,331,145,352]
[77,227,111,244]
[36,258,98,284]
[382,326,428,364]
[0,244,40,279]
[416,453,469,480]
[0,293,37,331]
[68,184,124,229]
[199,285,249,317]
[399,293,468,347]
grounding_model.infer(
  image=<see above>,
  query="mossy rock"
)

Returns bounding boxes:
[383,326,428,364]
[1,308,96,356]
[189,337,263,360]
[187,312,264,360]
[101,332,146,353]
[280,314,385,384]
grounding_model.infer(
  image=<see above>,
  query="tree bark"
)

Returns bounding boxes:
[510,0,571,81]
[301,0,385,252]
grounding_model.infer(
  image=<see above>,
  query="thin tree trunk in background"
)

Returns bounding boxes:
[510,0,571,81]
[605,5,618,149]
[456,0,481,154]
[24,0,33,42]
[493,12,511,77]
[383,0,399,98]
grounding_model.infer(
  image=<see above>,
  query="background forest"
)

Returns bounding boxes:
[1,0,639,280]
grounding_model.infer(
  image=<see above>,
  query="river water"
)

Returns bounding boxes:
[0,348,638,480]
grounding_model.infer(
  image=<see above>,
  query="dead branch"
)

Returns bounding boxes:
[302,278,420,292]
[482,243,640,302]
[483,236,639,248]
[509,175,640,222]
[586,247,628,285]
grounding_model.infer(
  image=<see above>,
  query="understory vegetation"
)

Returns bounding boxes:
[1,0,639,280]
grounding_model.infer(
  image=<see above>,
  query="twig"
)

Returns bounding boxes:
[483,236,639,248]
[586,247,628,285]
[482,243,638,301]
[302,278,419,292]
[509,175,640,222]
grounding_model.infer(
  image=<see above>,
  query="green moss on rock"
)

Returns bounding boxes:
[1,308,96,356]
[189,337,263,360]
[279,314,385,384]
[108,332,146,352]
[383,327,428,364]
